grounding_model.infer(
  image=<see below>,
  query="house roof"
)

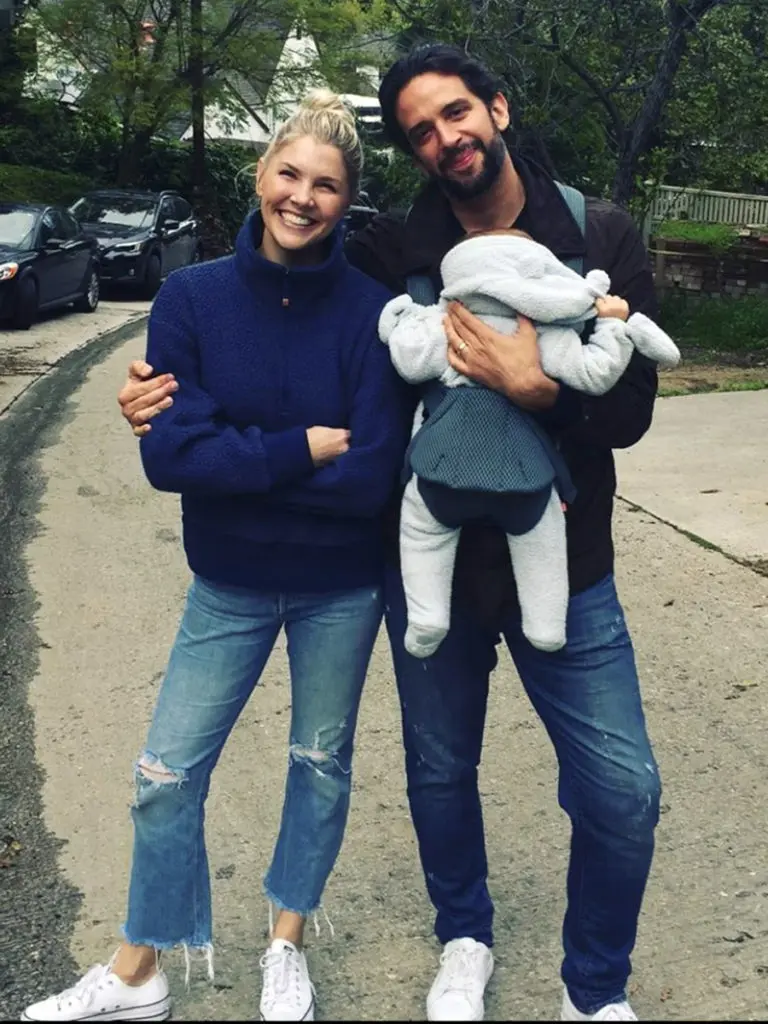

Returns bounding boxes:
[237,13,292,105]
[222,70,270,130]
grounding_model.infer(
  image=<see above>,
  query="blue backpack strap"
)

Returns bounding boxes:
[554,181,585,275]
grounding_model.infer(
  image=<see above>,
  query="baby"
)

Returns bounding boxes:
[379,228,680,658]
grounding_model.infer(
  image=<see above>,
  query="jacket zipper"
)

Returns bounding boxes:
[279,270,290,416]
[282,269,290,308]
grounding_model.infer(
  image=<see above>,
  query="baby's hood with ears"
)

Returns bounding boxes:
[441,234,612,325]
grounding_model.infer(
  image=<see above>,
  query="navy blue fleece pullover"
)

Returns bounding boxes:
[140,212,409,592]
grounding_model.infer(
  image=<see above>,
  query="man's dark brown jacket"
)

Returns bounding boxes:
[344,152,659,623]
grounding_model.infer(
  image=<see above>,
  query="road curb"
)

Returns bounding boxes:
[0,312,150,419]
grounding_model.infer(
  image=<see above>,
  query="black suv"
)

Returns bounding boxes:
[70,189,202,297]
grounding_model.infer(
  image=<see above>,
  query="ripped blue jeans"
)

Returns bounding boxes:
[122,574,382,950]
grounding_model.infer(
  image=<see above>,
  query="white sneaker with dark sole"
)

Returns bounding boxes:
[21,963,171,1022]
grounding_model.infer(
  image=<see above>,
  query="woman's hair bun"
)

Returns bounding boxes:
[300,88,355,124]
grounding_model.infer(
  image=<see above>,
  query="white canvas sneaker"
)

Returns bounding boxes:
[259,938,315,1021]
[427,937,494,1021]
[561,986,639,1021]
[21,962,171,1021]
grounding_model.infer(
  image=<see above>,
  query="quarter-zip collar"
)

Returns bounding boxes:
[234,209,347,304]
[401,149,586,278]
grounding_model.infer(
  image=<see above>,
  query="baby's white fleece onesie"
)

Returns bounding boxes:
[379,232,679,658]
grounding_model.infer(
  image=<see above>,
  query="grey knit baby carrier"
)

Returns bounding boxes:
[404,182,584,516]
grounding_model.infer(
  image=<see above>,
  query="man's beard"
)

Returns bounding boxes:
[434,130,507,201]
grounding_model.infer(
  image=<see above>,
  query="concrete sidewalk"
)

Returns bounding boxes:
[615,390,768,567]
[0,298,150,417]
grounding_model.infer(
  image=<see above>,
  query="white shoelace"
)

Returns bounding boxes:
[436,943,485,996]
[259,946,311,1010]
[55,964,108,1012]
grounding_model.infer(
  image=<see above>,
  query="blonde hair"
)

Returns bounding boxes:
[261,89,363,198]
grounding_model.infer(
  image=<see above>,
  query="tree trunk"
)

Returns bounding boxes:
[190,0,205,198]
[611,0,723,206]
[0,7,33,124]
[117,127,152,186]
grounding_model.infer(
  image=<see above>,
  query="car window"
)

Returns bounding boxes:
[173,197,192,222]
[0,208,37,248]
[70,195,156,229]
[158,197,176,224]
[58,210,80,239]
[39,210,58,244]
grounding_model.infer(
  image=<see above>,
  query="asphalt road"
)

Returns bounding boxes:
[1,318,767,1021]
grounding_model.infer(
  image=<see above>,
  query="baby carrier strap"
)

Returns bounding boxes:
[554,181,585,274]
[405,272,444,416]
[405,181,585,291]
[405,272,437,306]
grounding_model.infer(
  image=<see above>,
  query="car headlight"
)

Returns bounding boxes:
[0,262,19,282]
[112,242,143,256]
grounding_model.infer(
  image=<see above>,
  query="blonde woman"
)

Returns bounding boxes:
[22,91,409,1024]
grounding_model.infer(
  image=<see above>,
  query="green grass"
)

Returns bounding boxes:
[659,294,768,354]
[0,162,93,206]
[659,379,768,397]
[655,219,740,254]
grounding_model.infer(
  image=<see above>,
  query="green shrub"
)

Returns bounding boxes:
[0,99,121,184]
[655,219,739,254]
[0,163,94,205]
[659,293,768,352]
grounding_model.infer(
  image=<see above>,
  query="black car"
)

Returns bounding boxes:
[0,202,100,330]
[70,189,202,297]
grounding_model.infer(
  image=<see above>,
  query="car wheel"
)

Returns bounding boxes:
[74,264,100,313]
[144,253,162,298]
[12,275,38,330]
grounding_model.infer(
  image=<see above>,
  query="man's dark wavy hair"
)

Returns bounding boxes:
[378,43,504,154]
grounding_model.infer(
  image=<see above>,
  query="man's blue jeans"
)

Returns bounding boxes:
[123,575,382,950]
[384,565,660,1014]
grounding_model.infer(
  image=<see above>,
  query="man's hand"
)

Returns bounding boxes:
[306,426,351,467]
[444,302,559,411]
[118,361,178,438]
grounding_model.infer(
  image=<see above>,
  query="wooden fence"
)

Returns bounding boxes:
[648,186,768,228]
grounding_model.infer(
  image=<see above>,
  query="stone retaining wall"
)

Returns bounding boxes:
[648,234,768,298]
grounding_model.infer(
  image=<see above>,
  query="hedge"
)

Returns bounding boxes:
[0,163,94,206]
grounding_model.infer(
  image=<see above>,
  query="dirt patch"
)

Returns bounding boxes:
[659,349,768,396]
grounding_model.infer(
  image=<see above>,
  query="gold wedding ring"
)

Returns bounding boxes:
[458,340,468,354]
